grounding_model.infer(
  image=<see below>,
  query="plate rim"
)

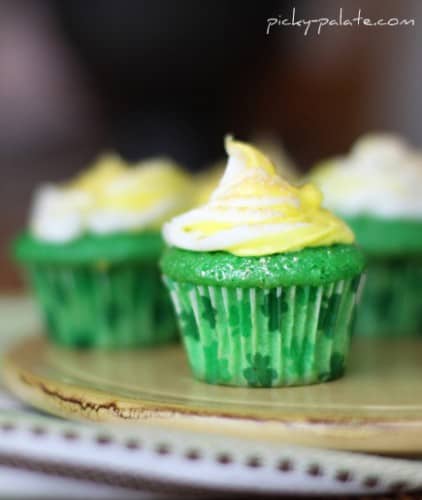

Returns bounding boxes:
[5,335,422,454]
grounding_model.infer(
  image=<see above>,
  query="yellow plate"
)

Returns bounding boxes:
[4,336,422,454]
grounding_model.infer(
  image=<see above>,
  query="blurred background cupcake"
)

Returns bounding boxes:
[310,134,422,337]
[14,154,193,348]
[161,137,364,387]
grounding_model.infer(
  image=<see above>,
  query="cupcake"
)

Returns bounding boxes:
[310,134,422,337]
[14,154,193,348]
[161,137,364,387]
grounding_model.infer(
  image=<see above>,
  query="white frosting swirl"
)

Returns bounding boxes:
[311,134,422,219]
[30,154,192,242]
[163,137,353,256]
[30,185,91,242]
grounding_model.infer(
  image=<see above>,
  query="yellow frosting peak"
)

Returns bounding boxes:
[163,137,354,256]
[298,183,323,208]
[97,157,193,218]
[31,153,194,242]
[70,154,127,194]
[67,154,193,219]
[224,135,276,175]
[193,136,298,207]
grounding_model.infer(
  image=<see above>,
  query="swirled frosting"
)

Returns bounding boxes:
[30,154,193,242]
[193,136,297,207]
[163,137,353,256]
[310,133,422,218]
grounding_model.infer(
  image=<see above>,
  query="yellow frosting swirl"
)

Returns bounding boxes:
[193,136,297,207]
[163,137,354,256]
[31,154,193,242]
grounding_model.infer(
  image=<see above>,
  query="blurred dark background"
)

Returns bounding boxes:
[1,0,421,289]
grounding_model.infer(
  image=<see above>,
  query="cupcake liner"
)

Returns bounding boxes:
[354,258,422,337]
[163,275,362,387]
[27,263,177,348]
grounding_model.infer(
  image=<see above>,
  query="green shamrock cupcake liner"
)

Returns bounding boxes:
[26,263,177,348]
[354,258,422,337]
[163,275,362,387]
[14,231,178,348]
[340,215,422,337]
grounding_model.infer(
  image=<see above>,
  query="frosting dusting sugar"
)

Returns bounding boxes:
[163,137,353,256]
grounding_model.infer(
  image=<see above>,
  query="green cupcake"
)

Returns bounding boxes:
[311,134,422,337]
[14,154,193,348]
[161,137,365,387]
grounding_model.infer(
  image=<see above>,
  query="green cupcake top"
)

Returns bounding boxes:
[14,231,163,265]
[160,244,365,288]
[342,215,422,257]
